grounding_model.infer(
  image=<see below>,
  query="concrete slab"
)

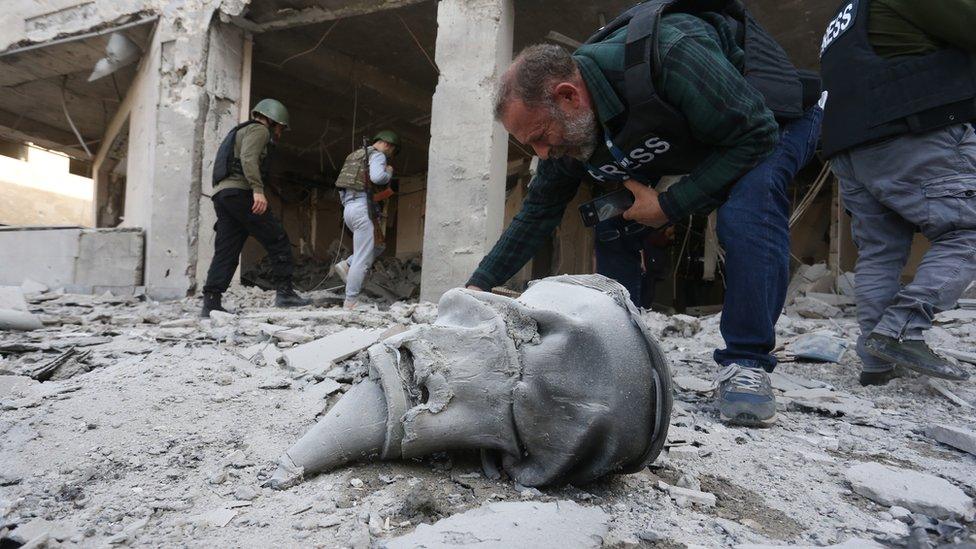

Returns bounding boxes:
[282,328,385,371]
[925,425,976,457]
[846,462,973,519]
[382,500,608,549]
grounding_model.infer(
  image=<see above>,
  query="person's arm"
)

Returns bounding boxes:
[240,124,271,194]
[368,150,392,186]
[466,159,584,290]
[888,0,976,52]
[653,29,779,222]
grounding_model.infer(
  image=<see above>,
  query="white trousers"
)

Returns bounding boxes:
[342,194,384,299]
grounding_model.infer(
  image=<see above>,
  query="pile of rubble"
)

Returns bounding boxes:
[1,279,974,548]
[244,255,422,301]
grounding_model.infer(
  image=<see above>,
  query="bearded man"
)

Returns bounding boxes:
[466,0,825,427]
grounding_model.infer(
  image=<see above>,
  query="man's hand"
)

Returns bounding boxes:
[252,192,268,215]
[385,165,394,175]
[622,180,669,228]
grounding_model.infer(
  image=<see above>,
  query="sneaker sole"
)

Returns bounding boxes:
[720,410,777,428]
[865,344,969,381]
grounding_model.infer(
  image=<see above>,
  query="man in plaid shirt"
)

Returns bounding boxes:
[466,4,824,427]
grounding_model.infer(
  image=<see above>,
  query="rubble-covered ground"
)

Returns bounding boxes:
[1,280,975,548]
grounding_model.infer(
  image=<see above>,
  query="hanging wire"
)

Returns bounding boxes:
[789,161,832,227]
[396,14,439,74]
[276,20,340,68]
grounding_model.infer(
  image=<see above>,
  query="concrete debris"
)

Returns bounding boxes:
[673,375,715,393]
[282,327,385,372]
[788,331,849,363]
[256,322,314,344]
[381,501,609,549]
[846,462,974,519]
[2,277,976,547]
[5,518,76,544]
[790,296,843,319]
[736,539,885,549]
[924,425,976,457]
[0,308,43,331]
[805,292,856,308]
[781,387,875,419]
[940,347,976,365]
[659,481,716,507]
[662,314,701,337]
[928,379,975,409]
[934,308,976,324]
[786,262,833,302]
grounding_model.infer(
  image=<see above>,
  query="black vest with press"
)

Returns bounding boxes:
[819,0,976,158]
[212,121,274,187]
[579,0,812,184]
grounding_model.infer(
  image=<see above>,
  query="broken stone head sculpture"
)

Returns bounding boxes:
[268,274,673,488]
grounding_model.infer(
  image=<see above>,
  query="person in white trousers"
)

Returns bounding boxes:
[333,131,399,310]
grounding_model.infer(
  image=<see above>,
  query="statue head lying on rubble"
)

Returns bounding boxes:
[267,274,673,489]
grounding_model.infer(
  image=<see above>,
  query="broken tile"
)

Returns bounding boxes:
[673,375,714,393]
[846,462,973,519]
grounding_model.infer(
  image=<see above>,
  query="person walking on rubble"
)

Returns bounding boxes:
[821,0,975,385]
[466,0,826,427]
[201,98,309,317]
[332,131,399,310]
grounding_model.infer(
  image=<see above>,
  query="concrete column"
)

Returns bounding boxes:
[419,0,514,302]
[195,23,247,291]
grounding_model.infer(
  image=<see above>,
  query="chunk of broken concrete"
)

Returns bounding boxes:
[7,518,76,543]
[925,425,976,457]
[789,331,849,363]
[791,296,842,319]
[736,539,885,549]
[258,323,313,344]
[381,500,608,549]
[282,327,385,372]
[846,462,973,519]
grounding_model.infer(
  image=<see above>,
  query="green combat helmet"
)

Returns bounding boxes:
[252,98,290,128]
[373,130,400,148]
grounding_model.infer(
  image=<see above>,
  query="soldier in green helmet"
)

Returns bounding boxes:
[201,98,309,316]
[332,130,400,310]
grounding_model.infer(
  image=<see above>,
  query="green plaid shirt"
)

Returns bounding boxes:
[468,13,778,290]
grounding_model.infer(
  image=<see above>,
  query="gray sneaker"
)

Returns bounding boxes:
[716,364,776,427]
[864,333,969,381]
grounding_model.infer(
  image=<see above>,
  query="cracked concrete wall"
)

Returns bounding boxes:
[419,0,514,301]
[2,1,255,299]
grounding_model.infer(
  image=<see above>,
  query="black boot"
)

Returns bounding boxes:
[859,366,906,387]
[864,334,970,381]
[201,292,226,318]
[275,284,310,308]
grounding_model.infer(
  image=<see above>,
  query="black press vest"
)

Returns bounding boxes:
[580,0,813,183]
[819,0,976,158]
[212,121,274,187]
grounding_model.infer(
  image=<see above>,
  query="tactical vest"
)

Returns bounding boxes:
[212,121,274,187]
[819,0,976,158]
[580,0,812,184]
[335,147,375,192]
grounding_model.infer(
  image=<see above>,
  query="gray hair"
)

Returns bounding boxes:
[495,44,578,119]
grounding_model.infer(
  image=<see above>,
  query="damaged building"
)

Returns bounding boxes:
[0,0,906,310]
[2,2,976,548]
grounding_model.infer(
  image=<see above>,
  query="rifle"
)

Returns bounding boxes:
[360,138,389,248]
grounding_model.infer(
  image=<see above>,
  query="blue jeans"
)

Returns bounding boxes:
[594,218,646,308]
[714,106,823,371]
